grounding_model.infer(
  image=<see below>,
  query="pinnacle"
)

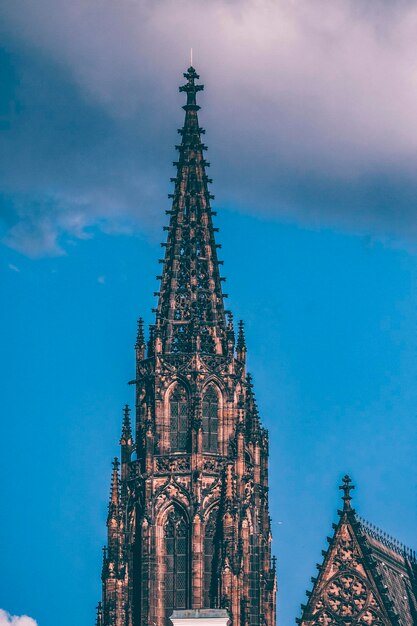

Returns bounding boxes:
[147,326,155,358]
[135,317,145,348]
[95,602,103,626]
[339,474,355,512]
[109,458,120,508]
[121,404,132,441]
[237,320,247,355]
[245,373,261,441]
[226,312,235,348]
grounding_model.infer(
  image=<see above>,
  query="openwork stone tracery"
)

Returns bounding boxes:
[297,477,417,626]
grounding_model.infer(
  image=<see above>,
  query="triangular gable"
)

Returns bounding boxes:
[298,477,396,626]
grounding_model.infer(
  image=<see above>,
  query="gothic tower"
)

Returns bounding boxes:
[95,67,277,626]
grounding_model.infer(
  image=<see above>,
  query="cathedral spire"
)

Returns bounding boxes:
[96,65,276,626]
[155,66,226,355]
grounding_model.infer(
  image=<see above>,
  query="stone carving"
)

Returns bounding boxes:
[325,575,368,617]
[359,610,385,625]
[155,455,191,473]
[202,456,223,473]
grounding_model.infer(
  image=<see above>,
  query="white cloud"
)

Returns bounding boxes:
[8,264,20,272]
[2,0,417,254]
[0,609,37,626]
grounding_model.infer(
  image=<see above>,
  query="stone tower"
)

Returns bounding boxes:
[95,66,277,626]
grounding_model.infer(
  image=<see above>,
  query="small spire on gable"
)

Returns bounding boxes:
[339,474,355,513]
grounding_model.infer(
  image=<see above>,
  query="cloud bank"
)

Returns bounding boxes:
[0,610,37,626]
[1,0,417,255]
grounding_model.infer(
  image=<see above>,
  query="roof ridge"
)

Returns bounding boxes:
[358,516,417,562]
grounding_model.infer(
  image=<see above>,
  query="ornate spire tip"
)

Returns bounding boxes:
[339,474,355,511]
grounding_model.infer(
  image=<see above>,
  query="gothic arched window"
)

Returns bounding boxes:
[170,385,189,451]
[202,386,218,453]
[204,508,218,607]
[164,507,190,615]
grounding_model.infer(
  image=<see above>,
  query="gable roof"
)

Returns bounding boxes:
[359,519,417,625]
[297,476,417,626]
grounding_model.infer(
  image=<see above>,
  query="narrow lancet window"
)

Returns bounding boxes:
[202,386,219,453]
[170,385,189,451]
[204,508,218,607]
[164,507,189,616]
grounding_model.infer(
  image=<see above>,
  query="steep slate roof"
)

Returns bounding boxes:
[297,476,417,626]
[359,521,417,625]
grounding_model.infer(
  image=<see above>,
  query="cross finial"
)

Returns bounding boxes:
[180,65,204,111]
[339,474,355,511]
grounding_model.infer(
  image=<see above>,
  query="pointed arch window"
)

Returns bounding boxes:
[202,386,219,453]
[204,508,218,608]
[164,507,190,615]
[170,385,189,451]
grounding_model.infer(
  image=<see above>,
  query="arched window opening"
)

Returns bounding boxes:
[164,508,190,616]
[204,508,218,608]
[202,386,219,453]
[170,385,188,451]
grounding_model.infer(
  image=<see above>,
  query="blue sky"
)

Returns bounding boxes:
[1,215,416,626]
[1,1,417,625]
